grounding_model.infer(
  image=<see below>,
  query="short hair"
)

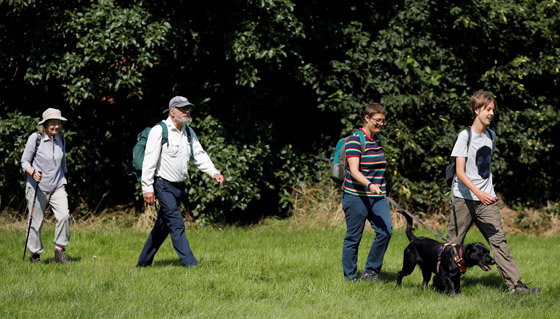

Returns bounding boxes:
[364,103,387,118]
[470,91,497,115]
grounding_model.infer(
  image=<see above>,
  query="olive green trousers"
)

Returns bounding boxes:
[447,197,521,290]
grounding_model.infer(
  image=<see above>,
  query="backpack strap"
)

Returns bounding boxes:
[34,132,41,160]
[157,121,168,146]
[465,126,472,165]
[486,128,495,155]
[156,122,169,171]
[30,132,42,167]
[185,125,197,163]
[356,129,366,155]
[60,131,67,174]
[449,126,472,180]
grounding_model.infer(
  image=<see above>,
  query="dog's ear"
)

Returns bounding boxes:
[474,242,490,254]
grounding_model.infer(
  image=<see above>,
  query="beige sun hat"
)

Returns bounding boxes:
[38,108,67,125]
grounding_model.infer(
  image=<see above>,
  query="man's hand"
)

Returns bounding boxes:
[213,174,224,184]
[144,192,156,205]
[476,191,496,206]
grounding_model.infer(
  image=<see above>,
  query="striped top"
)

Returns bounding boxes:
[343,128,387,197]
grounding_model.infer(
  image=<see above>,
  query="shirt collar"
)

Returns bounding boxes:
[41,133,61,142]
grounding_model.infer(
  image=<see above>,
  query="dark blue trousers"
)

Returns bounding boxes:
[137,178,197,266]
[341,193,392,280]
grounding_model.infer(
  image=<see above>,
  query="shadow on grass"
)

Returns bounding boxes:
[462,272,504,289]
[380,271,398,282]
[43,255,82,264]
[153,259,187,267]
[380,270,505,291]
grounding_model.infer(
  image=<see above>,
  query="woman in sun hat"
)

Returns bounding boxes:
[21,108,70,264]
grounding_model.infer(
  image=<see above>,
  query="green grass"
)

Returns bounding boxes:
[1,221,559,318]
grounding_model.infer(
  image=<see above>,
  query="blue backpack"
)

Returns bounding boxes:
[329,130,366,188]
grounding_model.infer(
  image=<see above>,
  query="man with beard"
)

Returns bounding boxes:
[137,96,224,268]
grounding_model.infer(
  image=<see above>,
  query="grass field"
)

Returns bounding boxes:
[1,219,559,318]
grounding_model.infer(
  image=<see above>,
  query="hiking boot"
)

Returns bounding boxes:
[54,248,68,264]
[29,252,40,264]
[360,271,380,282]
[510,281,541,295]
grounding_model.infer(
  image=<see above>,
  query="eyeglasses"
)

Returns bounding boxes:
[47,120,62,127]
[175,107,192,113]
[371,118,387,125]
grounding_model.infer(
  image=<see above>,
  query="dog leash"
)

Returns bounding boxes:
[385,195,448,243]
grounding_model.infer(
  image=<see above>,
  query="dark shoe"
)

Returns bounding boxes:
[54,248,68,264]
[510,281,541,295]
[136,263,151,268]
[29,252,40,263]
[360,271,380,282]
[183,264,198,268]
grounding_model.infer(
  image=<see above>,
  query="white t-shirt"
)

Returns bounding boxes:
[451,128,496,201]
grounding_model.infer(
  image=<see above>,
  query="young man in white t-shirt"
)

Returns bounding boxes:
[447,91,540,294]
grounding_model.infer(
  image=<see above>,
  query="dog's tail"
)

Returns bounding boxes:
[398,210,416,242]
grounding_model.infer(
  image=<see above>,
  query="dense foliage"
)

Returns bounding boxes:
[1,0,558,222]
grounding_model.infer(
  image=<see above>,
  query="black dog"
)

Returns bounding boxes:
[396,211,495,295]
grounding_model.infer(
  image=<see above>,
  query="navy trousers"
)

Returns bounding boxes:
[137,178,197,266]
[341,193,392,280]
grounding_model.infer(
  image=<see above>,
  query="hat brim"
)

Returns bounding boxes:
[39,116,67,125]
[164,103,194,113]
[174,101,194,108]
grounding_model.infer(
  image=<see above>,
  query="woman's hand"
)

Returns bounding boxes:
[368,183,382,195]
[30,170,42,182]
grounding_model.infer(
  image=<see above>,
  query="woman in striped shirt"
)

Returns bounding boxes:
[341,103,392,282]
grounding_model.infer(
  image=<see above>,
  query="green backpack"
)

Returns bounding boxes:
[127,122,168,182]
[127,122,197,182]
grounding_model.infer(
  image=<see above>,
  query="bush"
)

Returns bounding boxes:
[1,0,558,224]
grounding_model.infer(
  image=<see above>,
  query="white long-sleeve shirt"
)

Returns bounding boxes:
[141,117,221,194]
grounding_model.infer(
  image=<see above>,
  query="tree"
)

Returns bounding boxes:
[1,0,558,222]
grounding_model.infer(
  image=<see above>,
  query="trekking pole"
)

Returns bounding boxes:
[22,172,41,261]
